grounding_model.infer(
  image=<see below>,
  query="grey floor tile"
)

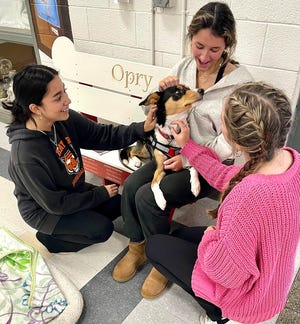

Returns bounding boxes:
[276,308,300,324]
[0,147,10,180]
[78,248,152,324]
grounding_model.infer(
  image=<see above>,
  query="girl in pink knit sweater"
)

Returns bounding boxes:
[145,82,300,324]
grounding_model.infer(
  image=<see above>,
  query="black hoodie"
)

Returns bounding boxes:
[7,109,145,234]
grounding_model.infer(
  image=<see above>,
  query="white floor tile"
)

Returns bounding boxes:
[0,176,33,235]
[48,231,129,289]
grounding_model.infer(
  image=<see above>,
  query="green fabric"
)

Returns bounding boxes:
[0,227,67,323]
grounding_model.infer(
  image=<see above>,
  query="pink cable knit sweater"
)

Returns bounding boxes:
[181,141,300,324]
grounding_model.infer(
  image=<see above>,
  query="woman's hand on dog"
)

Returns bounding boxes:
[159,76,179,91]
[164,120,190,172]
[144,105,157,132]
[105,184,119,198]
[163,155,183,172]
[170,119,191,148]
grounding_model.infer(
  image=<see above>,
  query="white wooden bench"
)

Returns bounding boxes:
[51,39,299,321]
[52,36,169,184]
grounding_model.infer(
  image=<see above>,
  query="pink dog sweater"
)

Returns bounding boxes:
[181,141,300,324]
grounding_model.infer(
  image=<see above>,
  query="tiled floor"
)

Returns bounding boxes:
[0,119,299,324]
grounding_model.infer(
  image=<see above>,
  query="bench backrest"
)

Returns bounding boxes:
[52,37,169,125]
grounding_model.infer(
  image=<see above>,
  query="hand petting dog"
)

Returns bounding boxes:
[164,120,190,172]
[163,155,183,172]
[143,105,157,132]
[158,75,180,91]
[170,119,191,148]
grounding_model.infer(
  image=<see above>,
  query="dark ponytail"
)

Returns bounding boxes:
[3,64,58,125]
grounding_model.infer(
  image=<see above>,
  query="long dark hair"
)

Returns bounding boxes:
[3,64,58,125]
[187,2,237,65]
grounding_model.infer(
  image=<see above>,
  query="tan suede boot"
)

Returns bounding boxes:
[112,241,146,282]
[140,267,168,299]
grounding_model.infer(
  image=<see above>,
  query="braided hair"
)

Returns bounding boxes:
[209,81,292,218]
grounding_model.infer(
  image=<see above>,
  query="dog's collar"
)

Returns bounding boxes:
[147,135,180,158]
[157,127,174,141]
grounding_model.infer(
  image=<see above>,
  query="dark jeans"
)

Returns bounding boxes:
[146,227,228,324]
[37,194,121,252]
[121,160,216,242]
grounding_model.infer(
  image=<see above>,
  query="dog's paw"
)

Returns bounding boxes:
[124,156,143,170]
[189,167,200,197]
[131,156,142,168]
[152,183,167,210]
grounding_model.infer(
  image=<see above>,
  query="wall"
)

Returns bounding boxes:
[0,0,29,29]
[0,0,299,109]
[62,0,300,109]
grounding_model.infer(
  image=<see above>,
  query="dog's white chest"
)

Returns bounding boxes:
[155,126,177,147]
[155,112,188,147]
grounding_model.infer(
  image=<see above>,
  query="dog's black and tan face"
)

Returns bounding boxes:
[139,85,204,126]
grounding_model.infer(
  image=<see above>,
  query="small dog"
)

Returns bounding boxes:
[137,84,204,210]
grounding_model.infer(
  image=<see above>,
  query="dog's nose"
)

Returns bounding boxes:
[197,88,204,95]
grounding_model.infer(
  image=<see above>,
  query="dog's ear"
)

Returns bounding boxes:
[139,92,161,106]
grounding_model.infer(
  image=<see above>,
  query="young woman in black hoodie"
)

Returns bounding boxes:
[4,64,156,253]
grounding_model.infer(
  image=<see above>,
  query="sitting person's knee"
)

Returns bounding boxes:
[88,219,114,243]
[145,234,163,260]
[135,184,152,205]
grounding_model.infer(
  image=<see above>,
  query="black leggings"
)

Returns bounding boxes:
[37,195,121,253]
[146,227,228,323]
[121,160,216,242]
